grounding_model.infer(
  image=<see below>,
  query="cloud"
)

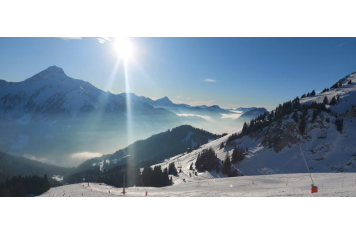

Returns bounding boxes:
[59,37,82,40]
[221,113,243,120]
[97,37,111,44]
[177,113,211,121]
[23,154,57,165]
[204,78,216,83]
[70,152,103,160]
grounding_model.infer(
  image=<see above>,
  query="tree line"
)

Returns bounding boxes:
[226,89,346,143]
[195,147,245,177]
[0,175,50,197]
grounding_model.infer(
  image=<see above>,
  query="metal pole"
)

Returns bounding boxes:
[122,169,126,195]
[300,147,314,186]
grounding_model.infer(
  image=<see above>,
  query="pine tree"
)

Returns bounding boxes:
[222,153,231,175]
[330,96,337,105]
[311,90,316,96]
[348,80,352,85]
[220,142,225,149]
[215,160,220,173]
[299,115,306,134]
[292,111,298,123]
[168,162,178,176]
[231,147,239,163]
[312,109,318,122]
[335,118,344,133]
[323,96,329,105]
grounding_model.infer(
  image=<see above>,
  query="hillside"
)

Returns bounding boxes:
[66,125,225,183]
[0,151,71,183]
[152,72,356,185]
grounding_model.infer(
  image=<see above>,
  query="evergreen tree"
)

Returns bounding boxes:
[220,142,225,149]
[0,183,11,197]
[168,162,178,176]
[330,96,337,105]
[141,167,153,186]
[323,96,329,105]
[348,80,352,85]
[292,111,298,123]
[311,90,316,96]
[215,160,220,173]
[195,148,218,172]
[321,88,329,93]
[222,153,231,175]
[299,115,306,134]
[335,118,344,133]
[312,109,319,122]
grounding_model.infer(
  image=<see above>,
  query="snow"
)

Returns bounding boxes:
[152,73,356,179]
[52,175,63,182]
[40,173,356,197]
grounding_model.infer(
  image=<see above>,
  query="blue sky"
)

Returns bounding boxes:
[1,37,356,110]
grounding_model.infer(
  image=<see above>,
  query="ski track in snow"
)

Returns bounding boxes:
[40,173,356,197]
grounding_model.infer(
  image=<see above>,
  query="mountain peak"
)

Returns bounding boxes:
[160,96,171,101]
[41,66,66,75]
[151,96,174,106]
[26,66,68,82]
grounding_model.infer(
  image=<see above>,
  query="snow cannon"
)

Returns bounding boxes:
[311,185,318,193]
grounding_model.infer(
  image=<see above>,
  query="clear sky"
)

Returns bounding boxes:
[1,37,356,110]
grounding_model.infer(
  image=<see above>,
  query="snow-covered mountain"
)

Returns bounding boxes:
[150,72,356,184]
[120,92,232,115]
[237,107,268,123]
[0,66,174,122]
[0,66,186,166]
[235,107,258,113]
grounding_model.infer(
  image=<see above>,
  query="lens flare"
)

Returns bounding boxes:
[114,37,134,61]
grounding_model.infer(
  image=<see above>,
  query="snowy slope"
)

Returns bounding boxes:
[40,173,356,197]
[151,72,356,184]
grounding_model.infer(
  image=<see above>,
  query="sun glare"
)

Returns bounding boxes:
[114,37,134,61]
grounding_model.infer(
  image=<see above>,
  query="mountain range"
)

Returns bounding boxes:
[0,66,263,166]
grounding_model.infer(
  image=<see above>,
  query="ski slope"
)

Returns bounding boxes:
[40,173,356,197]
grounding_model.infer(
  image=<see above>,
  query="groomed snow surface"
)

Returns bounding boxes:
[40,173,356,197]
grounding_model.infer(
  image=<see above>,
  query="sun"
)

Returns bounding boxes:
[114,37,134,61]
